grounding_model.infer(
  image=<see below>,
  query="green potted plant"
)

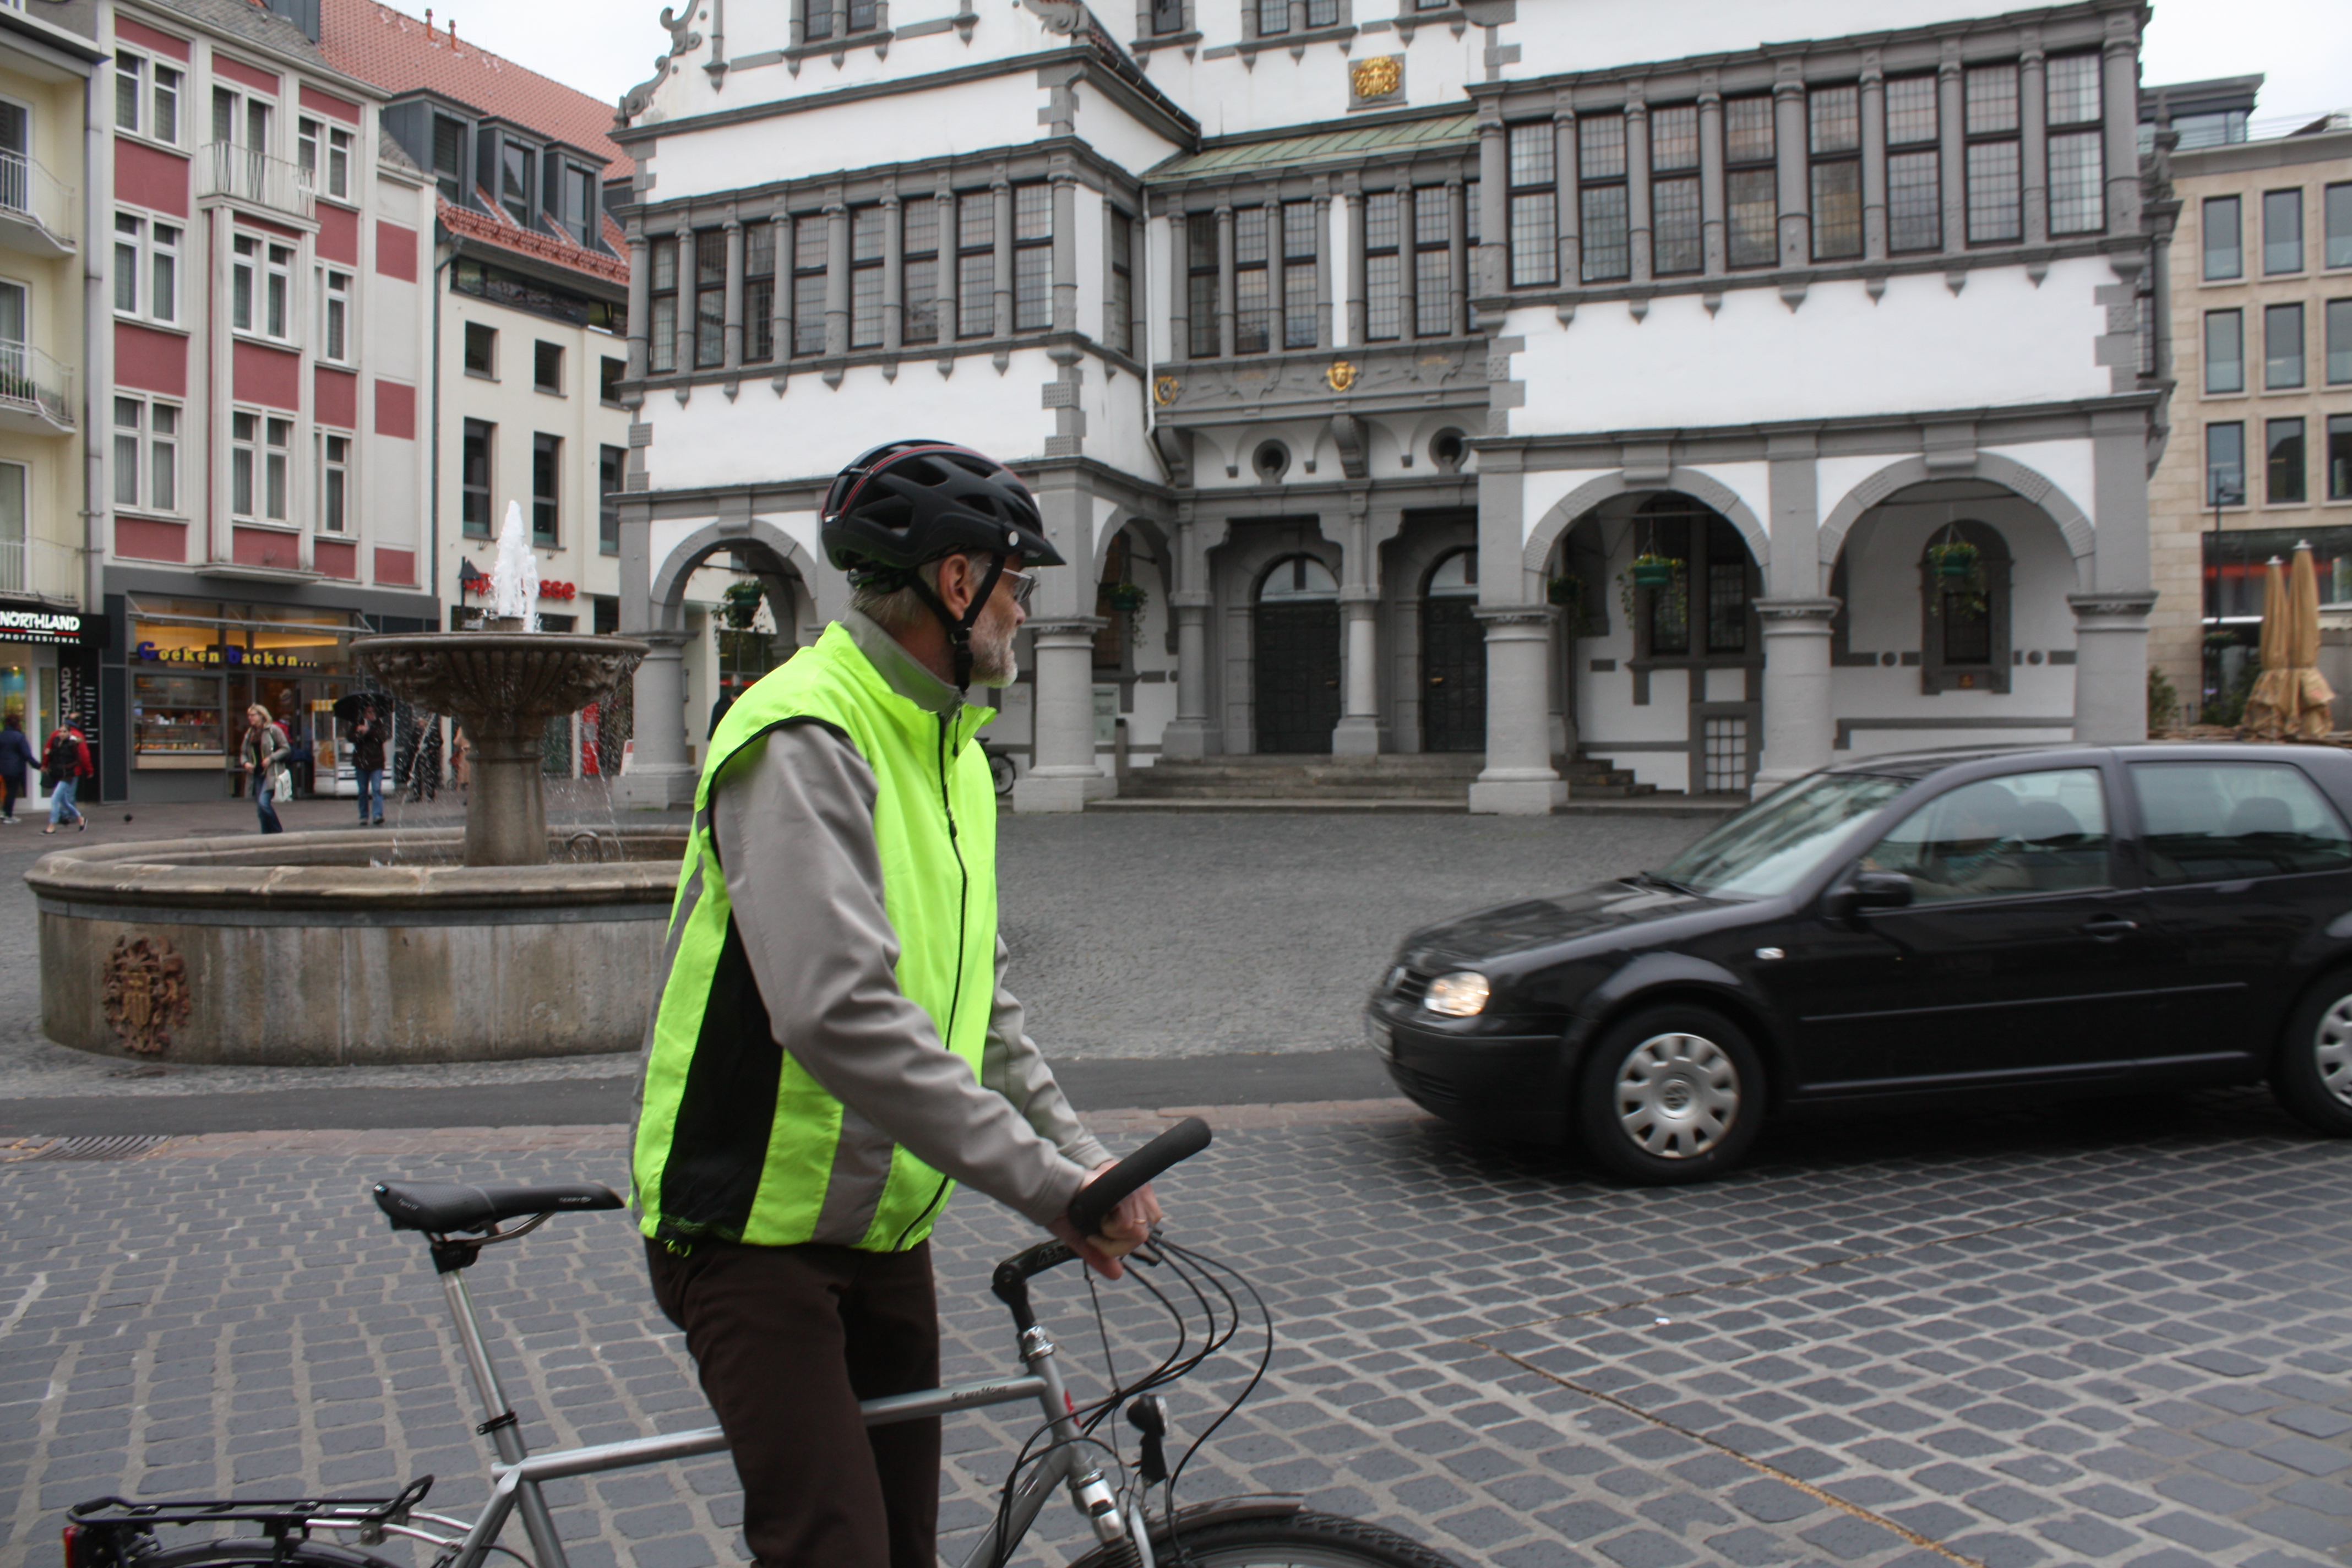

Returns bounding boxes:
[1618,559,1687,624]
[1106,581,1148,614]
[1547,574,1586,635]
[1926,532,1979,582]
[1629,553,1679,588]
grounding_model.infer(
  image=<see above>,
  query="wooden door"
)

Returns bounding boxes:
[1254,602,1340,753]
[1421,596,1486,752]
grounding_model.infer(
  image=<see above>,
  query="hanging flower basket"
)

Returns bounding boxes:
[1630,554,1679,589]
[1106,581,1148,614]
[1928,541,1980,581]
[1546,574,1582,608]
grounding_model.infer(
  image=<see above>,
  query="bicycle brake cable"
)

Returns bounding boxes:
[1152,1239,1274,1517]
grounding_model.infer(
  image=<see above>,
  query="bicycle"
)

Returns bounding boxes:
[63,1119,1459,1568]
[984,740,1017,797]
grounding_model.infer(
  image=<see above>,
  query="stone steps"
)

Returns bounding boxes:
[1113,752,1660,803]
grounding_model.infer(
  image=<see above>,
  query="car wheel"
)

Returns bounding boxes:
[1575,1004,1765,1185]
[2272,973,2352,1136]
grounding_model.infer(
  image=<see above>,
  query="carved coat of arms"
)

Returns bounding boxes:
[1352,57,1401,100]
[1326,361,1358,393]
[104,935,193,1056]
[1153,375,1182,406]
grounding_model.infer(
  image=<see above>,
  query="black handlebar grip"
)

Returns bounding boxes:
[1066,1116,1211,1238]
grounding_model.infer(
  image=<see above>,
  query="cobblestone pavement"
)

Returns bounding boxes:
[8,1090,2352,1568]
[0,806,1705,1095]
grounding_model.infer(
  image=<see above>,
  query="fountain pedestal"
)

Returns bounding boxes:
[351,622,648,867]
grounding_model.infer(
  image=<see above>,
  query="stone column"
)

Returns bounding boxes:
[1859,61,1887,260]
[1937,56,1966,252]
[1554,108,1580,286]
[992,179,1014,341]
[1014,619,1111,811]
[625,230,651,381]
[722,218,745,370]
[1312,190,1333,349]
[881,193,903,354]
[614,630,696,808]
[934,190,958,343]
[2020,40,2049,246]
[1335,592,1382,755]
[1163,593,1213,760]
[1772,75,1810,269]
[1697,89,1725,274]
[2101,29,2143,236]
[773,213,796,362]
[2071,593,2157,742]
[1168,207,1190,362]
[1215,203,1236,358]
[1625,93,1652,283]
[1341,180,1365,346]
[1445,176,1467,335]
[671,222,695,378]
[1753,600,1840,795]
[823,200,850,357]
[1052,172,1079,334]
[1129,210,1150,363]
[1469,608,1564,814]
[1476,113,1507,295]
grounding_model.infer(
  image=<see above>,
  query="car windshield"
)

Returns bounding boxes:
[1655,771,1913,897]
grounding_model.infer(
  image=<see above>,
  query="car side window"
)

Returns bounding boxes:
[2130,761,2352,885]
[1860,769,2111,903]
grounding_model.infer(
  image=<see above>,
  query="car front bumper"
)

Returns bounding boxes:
[1366,1010,1571,1145]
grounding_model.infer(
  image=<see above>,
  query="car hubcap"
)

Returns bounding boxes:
[1615,1032,1739,1159]
[2316,998,2352,1107]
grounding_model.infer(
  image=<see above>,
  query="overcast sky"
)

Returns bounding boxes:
[383,0,2351,129]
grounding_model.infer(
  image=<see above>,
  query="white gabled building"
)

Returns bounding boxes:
[610,0,2165,812]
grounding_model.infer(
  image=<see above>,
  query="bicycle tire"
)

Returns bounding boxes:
[1068,1508,1463,1568]
[990,750,1016,796]
[126,1538,407,1568]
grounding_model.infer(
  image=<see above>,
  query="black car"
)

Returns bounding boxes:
[1367,743,2352,1184]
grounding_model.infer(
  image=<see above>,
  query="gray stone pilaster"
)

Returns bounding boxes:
[1168,206,1190,362]
[722,219,745,371]
[1216,203,1237,359]
[773,213,795,368]
[1471,451,1561,814]
[1767,431,1819,600]
[992,179,1014,342]
[1698,86,1725,275]
[1313,190,1333,350]
[614,630,697,808]
[672,222,695,378]
[1859,59,1887,260]
[1342,179,1365,346]
[2102,19,2143,237]
[1626,90,1652,284]
[933,189,957,347]
[1052,172,1079,334]
[1937,52,1966,253]
[1015,619,1112,811]
[625,230,651,382]
[2091,409,2152,592]
[1445,176,1467,334]
[881,193,903,355]
[1476,112,1507,296]
[1772,72,1810,270]
[1753,599,1839,796]
[1554,108,1580,286]
[2021,37,2049,247]
[2070,592,2156,743]
[823,200,850,358]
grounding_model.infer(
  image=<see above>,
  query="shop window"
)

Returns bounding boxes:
[461,418,493,538]
[532,434,561,545]
[1918,519,2012,694]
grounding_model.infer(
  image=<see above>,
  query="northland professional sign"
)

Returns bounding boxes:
[0,606,99,647]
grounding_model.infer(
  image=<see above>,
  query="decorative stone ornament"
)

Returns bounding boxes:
[1325,360,1358,393]
[1351,56,1403,106]
[1153,375,1183,406]
[104,934,192,1055]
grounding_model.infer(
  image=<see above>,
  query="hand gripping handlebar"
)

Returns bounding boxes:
[1067,1116,1212,1238]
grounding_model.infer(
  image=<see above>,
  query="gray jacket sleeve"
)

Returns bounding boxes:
[983,937,1114,1171]
[711,723,1095,1229]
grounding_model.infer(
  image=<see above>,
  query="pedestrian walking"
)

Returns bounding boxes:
[241,704,290,835]
[633,439,1156,1568]
[40,717,91,834]
[349,701,386,826]
[0,714,32,824]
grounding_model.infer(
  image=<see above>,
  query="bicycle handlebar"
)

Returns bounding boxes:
[1066,1115,1211,1238]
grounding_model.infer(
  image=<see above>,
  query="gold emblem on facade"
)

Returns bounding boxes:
[1153,375,1182,406]
[1352,56,1401,99]
[104,934,193,1056]
[1325,360,1358,393]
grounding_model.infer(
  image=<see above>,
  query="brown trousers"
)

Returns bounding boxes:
[646,1237,941,1568]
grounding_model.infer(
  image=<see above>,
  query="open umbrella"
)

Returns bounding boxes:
[2285,541,2337,738]
[333,692,381,725]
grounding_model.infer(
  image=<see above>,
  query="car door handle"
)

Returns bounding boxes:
[2082,917,2139,939]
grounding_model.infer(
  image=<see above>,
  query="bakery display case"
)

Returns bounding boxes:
[133,672,225,769]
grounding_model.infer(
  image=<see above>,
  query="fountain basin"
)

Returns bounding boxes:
[31,827,685,1065]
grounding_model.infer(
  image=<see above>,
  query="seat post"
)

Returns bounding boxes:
[436,1249,573,1568]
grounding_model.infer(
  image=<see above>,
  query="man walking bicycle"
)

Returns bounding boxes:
[632,439,1157,1568]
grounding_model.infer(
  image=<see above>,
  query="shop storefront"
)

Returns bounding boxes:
[0,599,105,797]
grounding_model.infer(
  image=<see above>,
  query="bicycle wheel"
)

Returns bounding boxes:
[1070,1508,1462,1567]
[130,1538,406,1568]
[990,750,1016,796]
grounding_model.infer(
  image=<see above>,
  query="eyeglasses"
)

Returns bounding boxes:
[998,564,1038,611]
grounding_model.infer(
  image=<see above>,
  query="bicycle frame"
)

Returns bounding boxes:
[430,1248,1129,1568]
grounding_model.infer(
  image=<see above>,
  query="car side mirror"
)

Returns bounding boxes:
[1822,869,1914,922]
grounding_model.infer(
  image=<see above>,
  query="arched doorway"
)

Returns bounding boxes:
[1421,548,1484,752]
[1254,554,1340,753]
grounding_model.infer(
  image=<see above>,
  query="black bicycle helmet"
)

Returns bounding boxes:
[821,439,1063,692]
[820,439,1064,574]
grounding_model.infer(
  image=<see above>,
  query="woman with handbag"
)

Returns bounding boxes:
[241,704,291,835]
[40,718,91,834]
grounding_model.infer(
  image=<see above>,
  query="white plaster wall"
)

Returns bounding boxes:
[1980,442,2100,531]
[646,350,1074,491]
[646,77,1044,203]
[1136,2,1479,138]
[1072,91,1186,181]
[1504,0,2095,83]
[647,514,719,590]
[1507,260,2116,435]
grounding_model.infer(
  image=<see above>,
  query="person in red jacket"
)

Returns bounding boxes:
[41,721,91,834]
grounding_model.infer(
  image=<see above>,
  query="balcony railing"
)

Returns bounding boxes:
[197,141,317,222]
[0,149,75,249]
[0,340,75,429]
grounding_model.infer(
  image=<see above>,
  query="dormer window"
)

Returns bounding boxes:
[502,141,535,227]
[432,115,466,206]
[549,162,600,250]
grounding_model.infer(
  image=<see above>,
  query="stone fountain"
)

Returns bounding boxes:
[31,507,683,1065]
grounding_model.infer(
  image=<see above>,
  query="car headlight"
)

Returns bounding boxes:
[1423,971,1490,1017]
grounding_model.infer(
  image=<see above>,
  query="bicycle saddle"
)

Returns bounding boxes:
[373,1179,623,1234]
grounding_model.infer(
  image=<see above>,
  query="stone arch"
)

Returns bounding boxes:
[650,518,824,635]
[1819,454,2093,568]
[1521,469,1770,580]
